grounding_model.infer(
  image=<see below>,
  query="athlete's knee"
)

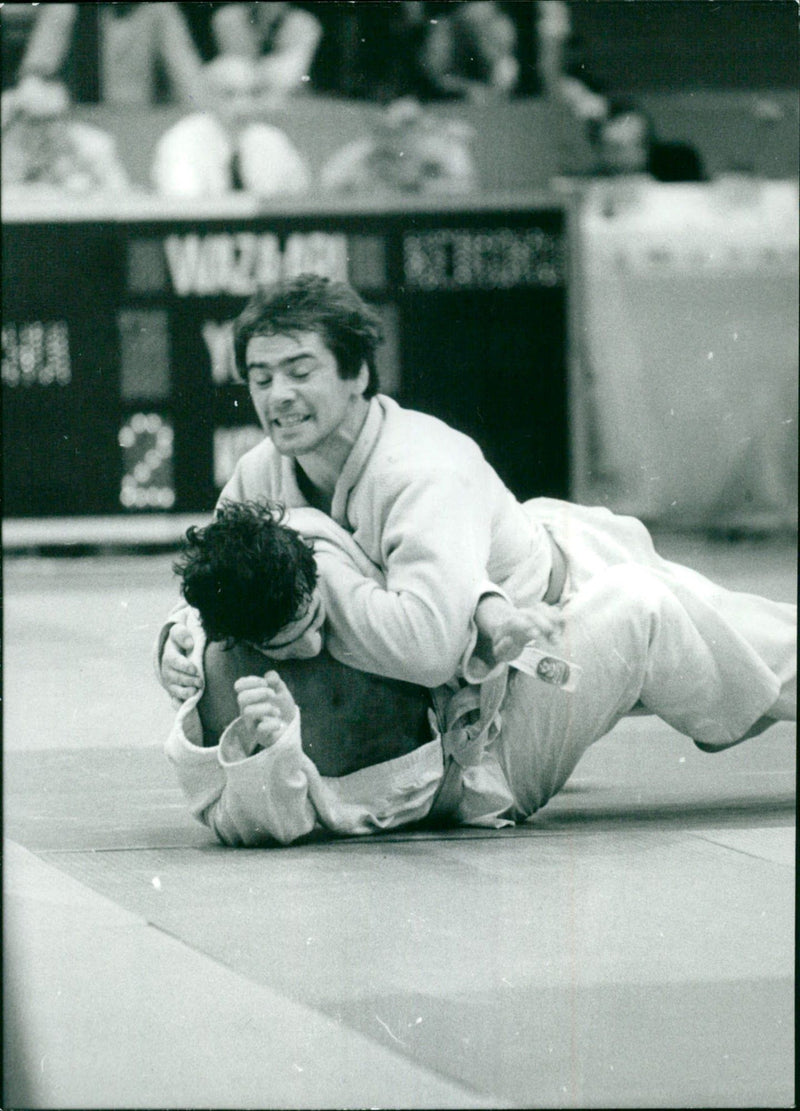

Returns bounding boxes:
[567,564,672,655]
[588,564,669,612]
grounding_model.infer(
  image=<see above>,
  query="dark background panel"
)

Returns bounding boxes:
[3,226,123,516]
[569,0,799,91]
[167,299,225,514]
[399,289,569,500]
[2,223,120,311]
[2,340,122,516]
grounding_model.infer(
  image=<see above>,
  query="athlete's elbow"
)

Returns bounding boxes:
[419,663,459,688]
[403,641,462,688]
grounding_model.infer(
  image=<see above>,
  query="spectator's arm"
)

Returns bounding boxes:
[418,20,476,99]
[209,3,321,87]
[151,115,231,197]
[209,3,262,60]
[319,138,374,191]
[537,2,607,122]
[156,2,207,103]
[237,123,311,195]
[257,8,322,92]
[18,3,77,82]
[536,1,568,99]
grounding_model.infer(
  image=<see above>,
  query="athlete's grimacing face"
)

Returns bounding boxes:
[245,331,368,459]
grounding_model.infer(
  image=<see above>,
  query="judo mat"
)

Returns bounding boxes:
[5,725,795,1109]
[3,538,796,1109]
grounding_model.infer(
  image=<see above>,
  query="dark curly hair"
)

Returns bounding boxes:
[174,500,318,646]
[233,274,383,398]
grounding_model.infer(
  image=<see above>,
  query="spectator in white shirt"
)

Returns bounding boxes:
[151,53,310,198]
[2,75,130,193]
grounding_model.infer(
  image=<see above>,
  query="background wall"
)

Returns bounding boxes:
[570,178,798,532]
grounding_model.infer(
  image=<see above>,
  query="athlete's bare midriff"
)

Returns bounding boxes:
[199,642,432,777]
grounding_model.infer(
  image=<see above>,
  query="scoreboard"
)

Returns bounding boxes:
[2,196,570,517]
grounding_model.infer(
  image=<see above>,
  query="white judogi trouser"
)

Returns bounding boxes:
[530,498,795,716]
[493,502,796,818]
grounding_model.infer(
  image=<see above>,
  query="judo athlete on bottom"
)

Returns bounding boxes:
[158,500,796,847]
[156,276,796,846]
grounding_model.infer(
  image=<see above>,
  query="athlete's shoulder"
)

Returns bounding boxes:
[375,396,484,469]
[223,435,283,499]
[236,434,280,470]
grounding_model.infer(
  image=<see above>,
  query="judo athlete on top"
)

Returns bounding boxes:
[157,276,796,845]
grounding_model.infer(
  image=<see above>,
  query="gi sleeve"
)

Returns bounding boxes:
[166,708,322,847]
[214,714,320,846]
[312,470,498,687]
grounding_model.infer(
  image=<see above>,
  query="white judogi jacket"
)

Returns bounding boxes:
[218,395,554,688]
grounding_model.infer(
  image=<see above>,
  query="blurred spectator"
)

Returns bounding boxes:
[151,54,310,198]
[312,1,429,102]
[416,1,519,103]
[592,100,706,182]
[206,2,322,98]
[1,76,130,192]
[14,2,204,105]
[1,3,41,91]
[320,97,477,195]
[537,1,607,123]
[536,4,705,184]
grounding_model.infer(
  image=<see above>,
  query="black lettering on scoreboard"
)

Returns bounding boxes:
[398,222,567,500]
[2,223,122,515]
[2,207,568,517]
